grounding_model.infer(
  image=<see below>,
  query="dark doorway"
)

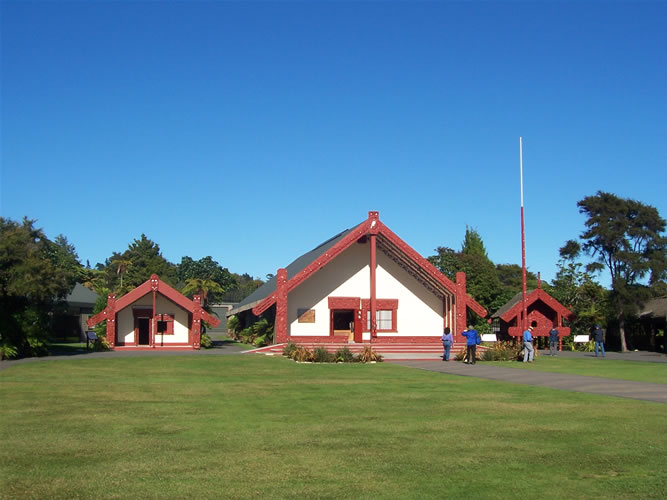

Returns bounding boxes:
[331,310,355,341]
[138,318,150,345]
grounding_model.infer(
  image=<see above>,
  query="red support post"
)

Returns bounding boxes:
[369,212,379,341]
[106,294,116,348]
[455,272,467,342]
[275,268,288,344]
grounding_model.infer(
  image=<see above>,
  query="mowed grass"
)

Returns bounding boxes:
[488,355,667,384]
[1,356,666,499]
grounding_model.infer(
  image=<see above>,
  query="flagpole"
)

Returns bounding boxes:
[520,137,528,335]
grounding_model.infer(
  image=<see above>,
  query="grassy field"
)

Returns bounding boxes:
[1,355,666,499]
[487,355,667,384]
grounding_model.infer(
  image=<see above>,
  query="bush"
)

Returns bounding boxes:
[282,341,298,358]
[312,347,334,363]
[92,336,111,352]
[292,346,313,362]
[482,341,522,361]
[226,315,241,340]
[0,342,19,360]
[334,346,355,363]
[200,333,213,349]
[357,345,383,363]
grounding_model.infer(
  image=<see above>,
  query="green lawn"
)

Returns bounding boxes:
[487,355,667,384]
[1,356,666,499]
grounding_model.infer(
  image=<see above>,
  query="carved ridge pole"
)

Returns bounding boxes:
[275,268,288,344]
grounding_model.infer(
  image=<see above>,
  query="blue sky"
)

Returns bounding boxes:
[2,1,665,288]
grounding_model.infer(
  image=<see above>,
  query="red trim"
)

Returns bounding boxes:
[156,314,175,335]
[88,274,220,328]
[499,288,573,324]
[328,297,361,309]
[361,299,398,332]
[251,212,488,330]
[253,219,374,315]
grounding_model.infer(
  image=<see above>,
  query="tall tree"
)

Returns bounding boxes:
[97,235,177,294]
[0,218,80,358]
[577,191,666,351]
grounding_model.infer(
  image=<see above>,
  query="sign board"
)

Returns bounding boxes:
[297,309,315,323]
[481,334,497,342]
[574,335,590,343]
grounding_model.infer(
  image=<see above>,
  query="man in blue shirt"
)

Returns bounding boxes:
[523,326,534,363]
[461,325,479,365]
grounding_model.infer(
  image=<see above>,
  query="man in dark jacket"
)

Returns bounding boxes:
[461,325,479,365]
[592,324,606,357]
[549,327,559,356]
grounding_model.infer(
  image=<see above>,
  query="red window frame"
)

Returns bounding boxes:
[156,314,174,335]
[361,299,398,332]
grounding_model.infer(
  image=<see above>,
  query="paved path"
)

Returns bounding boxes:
[391,359,667,404]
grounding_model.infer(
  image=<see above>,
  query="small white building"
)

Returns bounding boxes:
[88,274,219,350]
[229,211,487,344]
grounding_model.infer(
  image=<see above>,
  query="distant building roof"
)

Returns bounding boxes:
[66,283,99,308]
[639,296,667,319]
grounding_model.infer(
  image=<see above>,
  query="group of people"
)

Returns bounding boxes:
[442,324,606,363]
[440,325,480,363]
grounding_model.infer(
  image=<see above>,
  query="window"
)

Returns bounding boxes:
[361,299,398,332]
[156,314,174,335]
[367,310,393,330]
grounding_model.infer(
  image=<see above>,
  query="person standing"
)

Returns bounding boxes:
[548,326,559,356]
[441,327,454,361]
[592,324,606,357]
[461,325,479,364]
[523,326,534,363]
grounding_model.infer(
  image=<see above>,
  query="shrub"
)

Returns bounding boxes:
[0,342,19,360]
[334,346,355,363]
[226,315,241,340]
[312,347,334,363]
[282,341,298,358]
[292,346,313,362]
[200,333,213,349]
[92,336,111,352]
[357,345,383,363]
[482,341,522,361]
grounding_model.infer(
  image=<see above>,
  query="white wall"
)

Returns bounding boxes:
[115,293,190,344]
[286,242,443,337]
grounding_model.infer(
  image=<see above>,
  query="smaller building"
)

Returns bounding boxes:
[639,296,667,352]
[492,278,572,344]
[52,283,99,341]
[87,274,219,350]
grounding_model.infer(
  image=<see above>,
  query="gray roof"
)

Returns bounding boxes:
[228,226,358,316]
[491,290,536,319]
[66,283,99,307]
[639,296,667,319]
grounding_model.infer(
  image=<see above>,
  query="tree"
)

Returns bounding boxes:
[111,258,132,292]
[0,218,80,358]
[177,256,235,303]
[182,278,224,306]
[577,191,667,351]
[96,235,177,294]
[550,240,609,339]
